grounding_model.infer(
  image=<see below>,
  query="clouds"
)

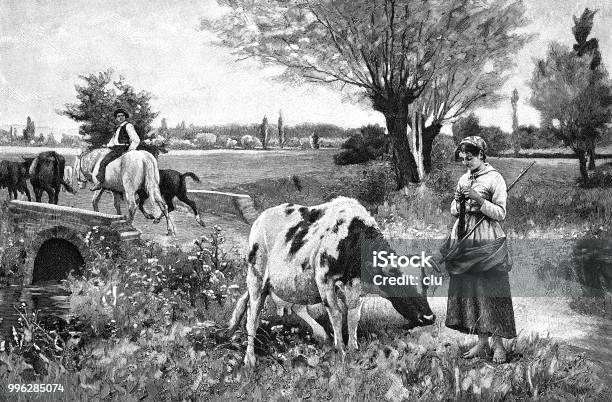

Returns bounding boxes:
[1,0,611,131]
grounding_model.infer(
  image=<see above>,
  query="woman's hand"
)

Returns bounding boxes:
[462,187,484,205]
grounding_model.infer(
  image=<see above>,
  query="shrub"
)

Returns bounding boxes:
[240,134,256,149]
[334,124,388,165]
[356,165,396,207]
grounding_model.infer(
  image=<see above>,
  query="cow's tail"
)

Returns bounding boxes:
[180,171,200,183]
[51,152,74,194]
[28,156,38,178]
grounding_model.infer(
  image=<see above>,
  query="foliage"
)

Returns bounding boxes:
[452,113,481,145]
[530,11,612,184]
[334,124,388,165]
[64,225,245,341]
[517,124,561,149]
[452,113,511,156]
[60,69,160,149]
[22,116,35,141]
[356,164,396,207]
[530,44,612,150]
[259,115,269,149]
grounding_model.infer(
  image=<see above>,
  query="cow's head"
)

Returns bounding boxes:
[331,218,435,327]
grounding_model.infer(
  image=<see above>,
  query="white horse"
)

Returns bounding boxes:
[74,148,176,236]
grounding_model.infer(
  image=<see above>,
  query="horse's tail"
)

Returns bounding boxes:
[180,171,200,184]
[143,153,161,200]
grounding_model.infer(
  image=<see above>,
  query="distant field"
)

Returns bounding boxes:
[499,145,612,159]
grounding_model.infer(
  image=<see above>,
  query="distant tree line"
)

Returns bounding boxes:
[161,122,355,142]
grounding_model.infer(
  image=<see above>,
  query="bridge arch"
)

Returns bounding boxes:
[29,226,88,284]
[6,200,140,285]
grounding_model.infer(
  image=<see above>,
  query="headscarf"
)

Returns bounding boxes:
[459,136,487,153]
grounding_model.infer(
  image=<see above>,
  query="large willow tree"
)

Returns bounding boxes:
[202,0,529,188]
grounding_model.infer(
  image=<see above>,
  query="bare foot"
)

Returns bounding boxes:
[493,345,507,363]
[462,343,491,359]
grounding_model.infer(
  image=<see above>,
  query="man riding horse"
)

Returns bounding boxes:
[90,108,140,191]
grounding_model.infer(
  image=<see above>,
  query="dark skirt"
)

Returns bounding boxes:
[445,270,517,339]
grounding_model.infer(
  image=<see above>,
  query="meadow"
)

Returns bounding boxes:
[0,147,611,400]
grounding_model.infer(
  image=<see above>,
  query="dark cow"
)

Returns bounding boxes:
[136,169,205,227]
[226,197,435,367]
[28,151,74,204]
[0,159,32,201]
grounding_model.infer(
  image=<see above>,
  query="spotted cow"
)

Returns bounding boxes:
[227,197,435,367]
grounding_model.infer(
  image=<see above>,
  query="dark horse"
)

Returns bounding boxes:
[28,151,74,204]
[137,170,206,227]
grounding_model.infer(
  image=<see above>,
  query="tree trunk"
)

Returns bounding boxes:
[421,123,442,173]
[577,149,590,185]
[384,113,420,189]
[408,111,426,179]
[588,145,596,170]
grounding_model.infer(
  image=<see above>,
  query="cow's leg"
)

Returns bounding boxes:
[53,185,60,204]
[226,291,249,336]
[91,189,104,212]
[177,193,205,227]
[343,279,364,351]
[20,183,31,202]
[164,195,175,213]
[244,270,269,368]
[269,292,329,343]
[46,188,55,204]
[112,192,123,215]
[293,304,330,344]
[316,276,345,352]
[34,188,43,203]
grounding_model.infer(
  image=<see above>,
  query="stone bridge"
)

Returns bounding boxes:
[4,200,140,285]
[1,190,259,285]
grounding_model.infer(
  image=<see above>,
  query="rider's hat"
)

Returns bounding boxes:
[114,108,130,118]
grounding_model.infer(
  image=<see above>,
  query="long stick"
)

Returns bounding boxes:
[438,161,536,265]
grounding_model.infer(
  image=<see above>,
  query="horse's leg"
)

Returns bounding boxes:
[136,189,150,217]
[154,194,175,236]
[112,192,123,215]
[124,192,138,224]
[177,192,205,227]
[91,189,104,212]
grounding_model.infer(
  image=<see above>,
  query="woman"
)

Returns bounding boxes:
[440,136,516,363]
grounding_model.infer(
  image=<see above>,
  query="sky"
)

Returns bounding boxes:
[1,0,612,132]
